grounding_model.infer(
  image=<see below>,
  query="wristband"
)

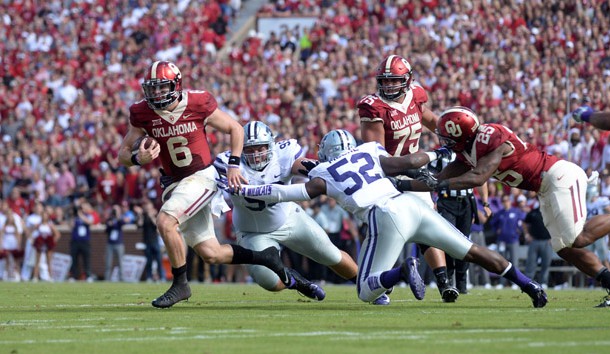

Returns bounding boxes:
[131,153,141,166]
[228,155,240,166]
[483,202,490,208]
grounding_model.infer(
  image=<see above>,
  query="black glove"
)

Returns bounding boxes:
[159,168,173,189]
[297,159,320,176]
[388,176,400,190]
[413,168,439,189]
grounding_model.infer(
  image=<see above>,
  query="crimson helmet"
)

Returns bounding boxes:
[376,55,413,100]
[141,61,182,110]
[436,106,481,152]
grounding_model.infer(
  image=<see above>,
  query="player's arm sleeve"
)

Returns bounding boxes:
[238,184,312,203]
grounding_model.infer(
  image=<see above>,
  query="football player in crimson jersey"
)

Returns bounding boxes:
[118,61,296,308]
[404,106,610,307]
[358,54,458,302]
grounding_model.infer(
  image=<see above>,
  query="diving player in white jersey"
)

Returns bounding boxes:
[222,129,548,308]
[214,121,358,301]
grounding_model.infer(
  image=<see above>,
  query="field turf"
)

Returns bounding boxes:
[0,282,608,354]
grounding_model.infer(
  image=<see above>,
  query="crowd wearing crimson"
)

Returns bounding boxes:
[1,0,610,282]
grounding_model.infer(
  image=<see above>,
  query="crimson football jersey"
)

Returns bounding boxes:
[458,123,560,191]
[358,83,429,156]
[129,90,217,180]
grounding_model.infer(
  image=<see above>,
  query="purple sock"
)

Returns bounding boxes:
[501,263,530,288]
[380,267,402,289]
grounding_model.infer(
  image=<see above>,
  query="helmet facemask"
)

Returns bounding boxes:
[376,74,411,100]
[142,61,182,110]
[142,79,180,110]
[375,55,413,101]
[243,144,274,171]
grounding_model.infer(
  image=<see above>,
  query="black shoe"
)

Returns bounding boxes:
[456,280,468,294]
[595,290,610,308]
[440,285,459,303]
[287,268,325,301]
[522,281,548,308]
[152,282,191,308]
[260,247,292,287]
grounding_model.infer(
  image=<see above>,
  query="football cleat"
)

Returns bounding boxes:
[372,294,391,306]
[522,281,548,308]
[287,268,326,301]
[259,246,292,287]
[595,290,610,308]
[440,286,459,303]
[456,280,468,294]
[401,257,426,300]
[151,282,191,308]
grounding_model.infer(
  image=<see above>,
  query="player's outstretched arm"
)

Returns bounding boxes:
[380,147,451,176]
[221,177,327,203]
[572,106,610,130]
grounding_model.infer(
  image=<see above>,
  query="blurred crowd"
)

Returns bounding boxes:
[1,0,610,282]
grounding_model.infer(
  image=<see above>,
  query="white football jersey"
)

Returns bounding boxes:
[215,139,305,233]
[308,142,400,222]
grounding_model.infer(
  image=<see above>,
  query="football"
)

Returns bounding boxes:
[132,135,156,152]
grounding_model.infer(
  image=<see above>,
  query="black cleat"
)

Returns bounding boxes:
[595,290,610,308]
[260,247,292,287]
[456,280,468,294]
[287,268,325,301]
[151,282,191,308]
[522,281,548,308]
[440,286,459,303]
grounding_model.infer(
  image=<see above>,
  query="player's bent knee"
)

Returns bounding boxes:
[156,212,177,236]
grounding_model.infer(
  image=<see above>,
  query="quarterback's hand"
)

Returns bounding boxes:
[216,177,242,195]
[297,159,320,176]
[433,146,452,161]
[413,168,439,189]
[572,105,593,123]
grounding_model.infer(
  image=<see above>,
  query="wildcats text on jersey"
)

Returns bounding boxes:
[390,113,420,130]
[151,121,197,138]
[241,185,272,197]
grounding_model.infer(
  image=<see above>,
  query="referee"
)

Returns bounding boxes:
[428,152,482,294]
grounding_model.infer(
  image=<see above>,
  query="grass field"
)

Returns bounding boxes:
[0,282,608,354]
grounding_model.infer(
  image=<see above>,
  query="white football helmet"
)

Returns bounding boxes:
[318,129,358,162]
[242,121,275,170]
